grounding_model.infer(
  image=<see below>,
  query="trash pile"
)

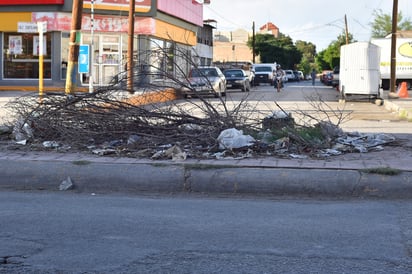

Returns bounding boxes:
[0,115,397,162]
[0,93,397,161]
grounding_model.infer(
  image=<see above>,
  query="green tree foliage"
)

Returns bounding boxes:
[295,40,316,64]
[295,40,316,76]
[371,9,412,38]
[316,31,355,70]
[247,33,302,69]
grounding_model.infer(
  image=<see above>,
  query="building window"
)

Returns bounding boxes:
[3,32,52,79]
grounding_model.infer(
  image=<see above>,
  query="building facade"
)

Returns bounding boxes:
[0,0,206,88]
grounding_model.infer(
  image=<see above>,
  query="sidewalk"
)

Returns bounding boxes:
[0,87,411,199]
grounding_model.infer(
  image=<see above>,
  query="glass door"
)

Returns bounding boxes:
[81,34,123,86]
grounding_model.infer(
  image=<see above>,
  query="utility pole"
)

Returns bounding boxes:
[89,0,94,93]
[252,21,255,64]
[65,0,84,95]
[127,0,135,93]
[344,14,349,45]
[390,0,398,94]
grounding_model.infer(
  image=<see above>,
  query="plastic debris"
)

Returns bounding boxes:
[165,145,187,161]
[127,134,140,145]
[12,118,33,142]
[43,141,60,148]
[217,128,255,150]
[59,176,74,191]
[336,132,395,153]
[92,148,116,155]
[289,153,308,159]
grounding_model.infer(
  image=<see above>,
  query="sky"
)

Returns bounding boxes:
[203,0,412,51]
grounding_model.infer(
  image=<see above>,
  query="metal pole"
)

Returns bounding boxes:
[38,23,44,98]
[65,0,84,95]
[252,21,255,64]
[127,0,135,93]
[88,0,94,93]
[390,0,398,94]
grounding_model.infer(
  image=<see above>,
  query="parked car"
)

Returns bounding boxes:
[223,69,251,92]
[331,66,339,88]
[285,69,296,82]
[182,66,226,98]
[320,70,333,85]
[297,71,304,80]
[293,70,301,82]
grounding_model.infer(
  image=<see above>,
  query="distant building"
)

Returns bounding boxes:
[193,19,216,66]
[211,22,279,64]
[212,28,254,64]
[259,22,280,37]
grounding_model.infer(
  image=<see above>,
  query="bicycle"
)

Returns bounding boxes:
[275,76,282,92]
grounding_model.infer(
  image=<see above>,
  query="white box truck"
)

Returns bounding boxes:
[339,42,381,99]
[371,38,412,90]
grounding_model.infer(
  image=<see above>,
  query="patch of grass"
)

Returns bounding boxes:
[296,126,324,141]
[361,167,402,176]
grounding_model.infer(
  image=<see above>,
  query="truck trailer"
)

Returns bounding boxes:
[371,38,412,90]
[339,42,381,99]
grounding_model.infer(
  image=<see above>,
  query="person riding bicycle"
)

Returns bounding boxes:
[273,64,285,92]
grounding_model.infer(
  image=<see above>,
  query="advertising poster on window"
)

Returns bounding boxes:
[9,36,23,55]
[33,36,47,56]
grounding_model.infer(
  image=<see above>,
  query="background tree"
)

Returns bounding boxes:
[370,9,412,38]
[295,40,317,76]
[316,31,355,71]
[247,33,302,68]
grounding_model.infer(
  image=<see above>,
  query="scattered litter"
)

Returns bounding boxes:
[12,118,33,141]
[164,145,187,161]
[15,140,27,145]
[317,148,343,157]
[43,141,60,148]
[92,148,116,155]
[151,150,164,159]
[179,123,203,131]
[109,139,123,147]
[217,128,255,149]
[59,176,74,191]
[289,153,308,159]
[127,134,140,145]
[336,132,395,153]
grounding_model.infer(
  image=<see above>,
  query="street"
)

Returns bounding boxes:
[1,191,412,273]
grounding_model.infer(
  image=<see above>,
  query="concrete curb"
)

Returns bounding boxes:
[384,99,412,120]
[1,159,411,199]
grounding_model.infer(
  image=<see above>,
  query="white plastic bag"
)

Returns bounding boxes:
[217,128,255,149]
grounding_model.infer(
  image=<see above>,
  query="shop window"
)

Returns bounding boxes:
[3,33,52,79]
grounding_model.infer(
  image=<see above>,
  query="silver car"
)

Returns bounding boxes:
[182,67,227,98]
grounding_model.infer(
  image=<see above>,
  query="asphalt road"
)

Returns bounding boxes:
[1,192,412,273]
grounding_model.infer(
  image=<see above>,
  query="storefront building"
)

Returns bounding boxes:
[0,0,203,88]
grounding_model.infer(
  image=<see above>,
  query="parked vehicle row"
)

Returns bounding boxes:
[181,66,252,98]
[180,63,306,98]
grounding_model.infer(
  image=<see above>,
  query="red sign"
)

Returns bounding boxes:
[83,0,154,14]
[0,0,64,4]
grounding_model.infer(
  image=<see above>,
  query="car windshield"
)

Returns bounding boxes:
[254,66,272,72]
[224,70,243,77]
[190,68,218,77]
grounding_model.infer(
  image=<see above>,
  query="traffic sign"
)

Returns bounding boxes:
[78,45,90,73]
